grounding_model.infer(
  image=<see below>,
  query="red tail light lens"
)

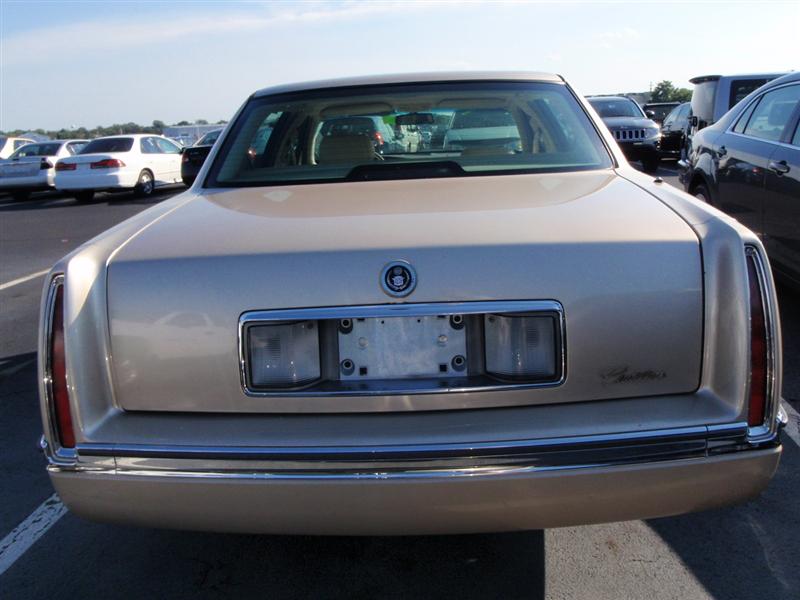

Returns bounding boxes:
[55,161,76,171]
[49,280,75,448]
[746,250,768,428]
[90,158,125,169]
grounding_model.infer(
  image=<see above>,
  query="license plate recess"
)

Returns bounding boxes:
[337,315,467,380]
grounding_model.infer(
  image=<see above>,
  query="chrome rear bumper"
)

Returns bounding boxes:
[43,422,782,535]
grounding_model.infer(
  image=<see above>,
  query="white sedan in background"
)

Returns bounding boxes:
[0,139,88,201]
[0,136,36,159]
[55,134,184,202]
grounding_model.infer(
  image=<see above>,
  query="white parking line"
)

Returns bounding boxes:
[0,494,66,577]
[0,269,49,292]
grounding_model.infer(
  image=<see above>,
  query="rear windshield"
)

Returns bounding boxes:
[587,98,643,118]
[196,130,222,146]
[9,143,62,158]
[691,81,717,123]
[80,137,134,154]
[207,81,611,187]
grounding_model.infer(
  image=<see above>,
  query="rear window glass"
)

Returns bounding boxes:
[691,81,717,123]
[208,81,612,187]
[587,98,643,118]
[80,137,134,154]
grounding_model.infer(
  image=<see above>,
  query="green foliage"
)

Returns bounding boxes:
[0,118,219,140]
[650,80,692,103]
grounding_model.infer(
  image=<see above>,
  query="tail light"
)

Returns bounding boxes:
[40,159,53,170]
[90,158,125,169]
[745,247,774,432]
[46,276,75,448]
[374,131,384,146]
[55,161,76,171]
[182,153,190,163]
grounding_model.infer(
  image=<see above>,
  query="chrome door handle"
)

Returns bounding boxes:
[768,160,790,175]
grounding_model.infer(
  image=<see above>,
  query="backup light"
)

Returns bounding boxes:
[484,314,557,381]
[248,321,320,388]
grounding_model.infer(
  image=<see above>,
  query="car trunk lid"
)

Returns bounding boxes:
[105,170,704,412]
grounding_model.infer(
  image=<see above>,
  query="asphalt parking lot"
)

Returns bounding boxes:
[1,168,799,599]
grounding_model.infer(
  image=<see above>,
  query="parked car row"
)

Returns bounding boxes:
[0,139,88,200]
[0,134,187,202]
[680,70,800,287]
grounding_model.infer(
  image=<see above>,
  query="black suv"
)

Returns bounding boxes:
[587,96,661,172]
[680,72,800,286]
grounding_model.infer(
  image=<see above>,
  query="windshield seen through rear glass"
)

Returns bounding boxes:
[587,98,643,118]
[207,81,612,187]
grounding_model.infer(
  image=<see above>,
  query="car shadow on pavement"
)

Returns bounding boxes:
[2,523,546,599]
[648,283,800,600]
[647,425,799,600]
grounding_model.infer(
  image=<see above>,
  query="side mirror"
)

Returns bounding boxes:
[645,110,656,119]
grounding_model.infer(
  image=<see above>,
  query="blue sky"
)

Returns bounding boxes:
[1,0,797,131]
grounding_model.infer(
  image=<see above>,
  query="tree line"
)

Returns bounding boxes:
[649,80,692,103]
[0,119,228,140]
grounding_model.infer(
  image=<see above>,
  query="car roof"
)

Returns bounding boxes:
[585,96,634,102]
[689,72,789,84]
[88,134,160,140]
[761,71,800,87]
[643,101,679,106]
[253,71,564,98]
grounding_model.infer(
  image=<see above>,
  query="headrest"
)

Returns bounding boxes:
[318,135,375,164]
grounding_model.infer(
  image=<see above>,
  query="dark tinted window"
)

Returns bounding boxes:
[742,85,800,142]
[729,79,769,110]
[81,137,134,153]
[793,123,800,147]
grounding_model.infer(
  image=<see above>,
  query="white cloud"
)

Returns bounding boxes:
[1,1,448,66]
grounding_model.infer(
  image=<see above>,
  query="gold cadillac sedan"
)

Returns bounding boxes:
[39,72,785,535]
